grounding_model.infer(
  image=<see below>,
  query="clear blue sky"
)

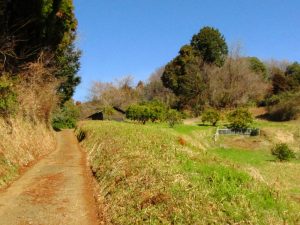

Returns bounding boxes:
[73,0,300,101]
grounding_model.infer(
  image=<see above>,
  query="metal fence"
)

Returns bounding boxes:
[214,128,260,141]
[218,128,258,135]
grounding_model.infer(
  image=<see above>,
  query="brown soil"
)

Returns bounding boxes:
[0,130,99,225]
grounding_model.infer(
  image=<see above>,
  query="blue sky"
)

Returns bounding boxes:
[73,0,300,101]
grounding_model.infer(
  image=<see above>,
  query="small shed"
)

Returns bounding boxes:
[87,111,103,120]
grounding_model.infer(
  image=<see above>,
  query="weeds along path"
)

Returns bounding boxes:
[0,130,98,225]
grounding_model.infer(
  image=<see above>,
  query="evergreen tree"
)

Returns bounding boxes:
[191,26,228,66]
[0,0,80,103]
[286,62,300,85]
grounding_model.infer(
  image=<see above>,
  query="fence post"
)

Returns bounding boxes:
[214,127,219,142]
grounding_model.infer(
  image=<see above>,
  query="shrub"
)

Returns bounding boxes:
[52,116,76,131]
[226,108,253,130]
[126,101,168,124]
[103,106,114,120]
[166,109,182,127]
[201,108,220,126]
[268,101,299,121]
[265,95,281,106]
[126,105,151,124]
[250,128,260,136]
[51,100,80,130]
[142,100,168,122]
[271,143,295,161]
[267,93,300,121]
[0,76,17,117]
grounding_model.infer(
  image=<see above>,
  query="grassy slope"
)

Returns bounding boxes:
[0,118,56,188]
[77,121,299,225]
[212,119,300,202]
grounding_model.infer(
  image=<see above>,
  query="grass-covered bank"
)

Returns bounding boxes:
[77,121,299,224]
[0,118,56,188]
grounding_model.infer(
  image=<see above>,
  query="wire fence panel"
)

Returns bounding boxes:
[216,128,260,136]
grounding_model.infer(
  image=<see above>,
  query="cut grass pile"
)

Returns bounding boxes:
[77,121,300,225]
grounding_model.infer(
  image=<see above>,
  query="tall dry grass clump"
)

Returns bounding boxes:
[0,57,60,187]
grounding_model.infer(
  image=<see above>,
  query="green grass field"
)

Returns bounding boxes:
[77,120,300,225]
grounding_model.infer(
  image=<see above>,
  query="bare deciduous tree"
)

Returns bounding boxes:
[206,47,269,108]
[89,75,139,109]
[144,67,177,106]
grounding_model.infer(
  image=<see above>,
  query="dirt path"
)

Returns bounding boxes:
[0,130,98,225]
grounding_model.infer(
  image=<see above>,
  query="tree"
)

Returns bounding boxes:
[248,57,267,79]
[226,108,253,130]
[142,100,168,122]
[1,0,80,104]
[1,0,77,63]
[161,26,229,112]
[286,62,300,85]
[191,26,228,66]
[55,44,81,104]
[201,108,220,126]
[271,68,292,94]
[267,92,300,121]
[126,104,151,124]
[161,45,206,112]
[51,99,80,130]
[89,76,139,110]
[144,67,177,107]
[207,48,269,108]
[126,101,167,124]
[166,109,182,127]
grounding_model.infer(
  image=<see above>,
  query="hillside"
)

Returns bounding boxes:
[76,120,300,224]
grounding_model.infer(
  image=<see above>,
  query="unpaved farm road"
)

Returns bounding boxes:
[0,130,98,225]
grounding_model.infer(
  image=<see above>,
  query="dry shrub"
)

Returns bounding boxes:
[178,137,187,145]
[16,58,60,125]
[267,97,300,121]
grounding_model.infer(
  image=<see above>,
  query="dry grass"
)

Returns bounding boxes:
[17,59,60,125]
[0,117,56,187]
[0,58,59,187]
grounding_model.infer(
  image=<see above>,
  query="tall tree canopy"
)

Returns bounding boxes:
[161,45,206,111]
[248,57,267,79]
[162,27,270,111]
[286,62,300,85]
[162,26,228,111]
[0,0,80,103]
[191,26,228,66]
